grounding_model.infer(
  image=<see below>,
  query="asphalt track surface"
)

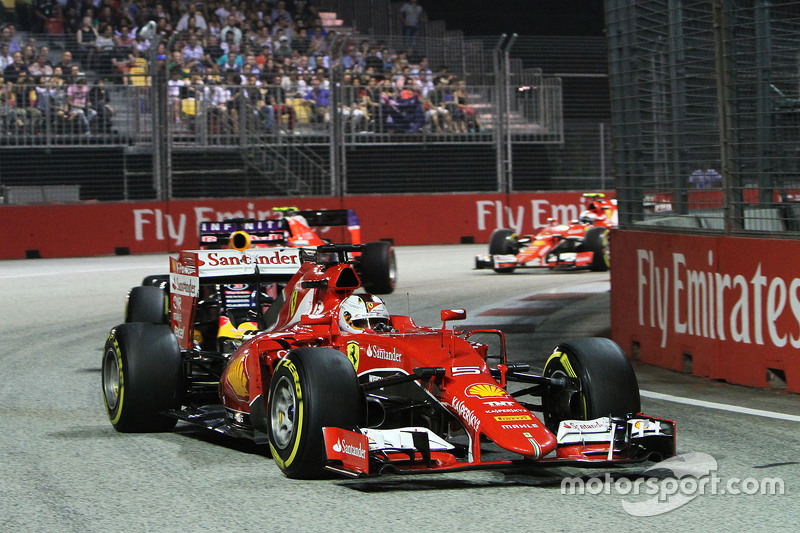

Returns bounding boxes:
[1,245,798,532]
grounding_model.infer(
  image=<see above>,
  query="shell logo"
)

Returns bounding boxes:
[465,383,507,398]
[225,355,249,398]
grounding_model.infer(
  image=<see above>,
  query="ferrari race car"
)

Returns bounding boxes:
[103,244,675,479]
[475,193,617,273]
[198,207,396,294]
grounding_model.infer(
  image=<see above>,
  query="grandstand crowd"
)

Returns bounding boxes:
[0,0,482,135]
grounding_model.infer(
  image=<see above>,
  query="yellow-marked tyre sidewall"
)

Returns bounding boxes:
[103,333,125,425]
[266,348,365,479]
[268,358,306,472]
[543,338,641,432]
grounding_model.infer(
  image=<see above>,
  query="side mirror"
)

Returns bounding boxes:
[301,314,332,325]
[441,309,466,322]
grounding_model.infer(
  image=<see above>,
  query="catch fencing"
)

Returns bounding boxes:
[607,0,800,236]
[0,29,617,204]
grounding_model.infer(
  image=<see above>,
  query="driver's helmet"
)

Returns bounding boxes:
[579,211,599,224]
[338,294,390,333]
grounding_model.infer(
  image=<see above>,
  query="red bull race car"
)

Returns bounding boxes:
[475,193,617,273]
[103,244,674,479]
[199,207,395,294]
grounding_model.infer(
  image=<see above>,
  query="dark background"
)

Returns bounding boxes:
[418,0,606,36]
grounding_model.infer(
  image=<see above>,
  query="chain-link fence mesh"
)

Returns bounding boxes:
[1,3,614,204]
[608,0,800,235]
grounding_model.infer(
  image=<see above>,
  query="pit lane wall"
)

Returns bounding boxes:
[611,229,800,394]
[0,192,605,259]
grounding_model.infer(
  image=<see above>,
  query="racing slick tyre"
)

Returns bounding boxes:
[359,241,397,294]
[541,337,640,433]
[584,226,610,272]
[102,323,182,432]
[268,347,364,479]
[488,228,517,273]
[125,285,168,324]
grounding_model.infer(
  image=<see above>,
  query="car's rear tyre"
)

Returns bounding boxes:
[268,347,364,479]
[142,274,170,289]
[125,285,168,324]
[541,337,640,433]
[488,228,518,273]
[359,241,397,294]
[584,226,610,272]
[102,323,182,432]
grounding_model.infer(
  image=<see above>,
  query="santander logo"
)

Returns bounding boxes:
[332,438,366,459]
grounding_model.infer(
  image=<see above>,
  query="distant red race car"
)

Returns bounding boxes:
[475,193,617,273]
[103,244,674,479]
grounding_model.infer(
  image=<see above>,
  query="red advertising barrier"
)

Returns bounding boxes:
[0,192,607,259]
[611,229,800,393]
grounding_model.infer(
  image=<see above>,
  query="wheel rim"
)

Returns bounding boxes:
[602,230,611,267]
[102,348,121,411]
[270,375,297,449]
[544,369,582,430]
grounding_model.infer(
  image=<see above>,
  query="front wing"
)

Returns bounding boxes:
[322,415,675,477]
[475,251,596,270]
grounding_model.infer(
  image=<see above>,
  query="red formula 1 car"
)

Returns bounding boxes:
[199,207,396,294]
[103,244,674,479]
[475,193,617,273]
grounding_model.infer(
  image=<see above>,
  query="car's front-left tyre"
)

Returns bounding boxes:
[541,337,640,433]
[268,347,364,479]
[102,323,182,432]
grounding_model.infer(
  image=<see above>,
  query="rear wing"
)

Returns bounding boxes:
[169,248,302,349]
[199,219,285,249]
[198,210,361,249]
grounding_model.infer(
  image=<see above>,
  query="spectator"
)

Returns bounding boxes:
[400,0,424,50]
[307,25,327,54]
[28,51,53,79]
[13,72,42,133]
[115,23,137,50]
[88,77,114,133]
[21,43,36,65]
[3,51,28,83]
[0,75,13,134]
[206,74,231,132]
[242,72,268,130]
[37,66,71,132]
[203,34,224,68]
[273,34,292,61]
[75,16,98,68]
[167,66,185,123]
[94,23,116,78]
[67,74,94,133]
[265,73,295,132]
[220,14,242,46]
[301,74,329,125]
[55,50,74,82]
[689,165,722,189]
[207,16,221,37]
[0,43,12,71]
[216,43,243,72]
[32,1,55,34]
[182,33,204,71]
[176,2,207,32]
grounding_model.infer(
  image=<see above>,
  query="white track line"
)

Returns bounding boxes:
[640,390,800,422]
